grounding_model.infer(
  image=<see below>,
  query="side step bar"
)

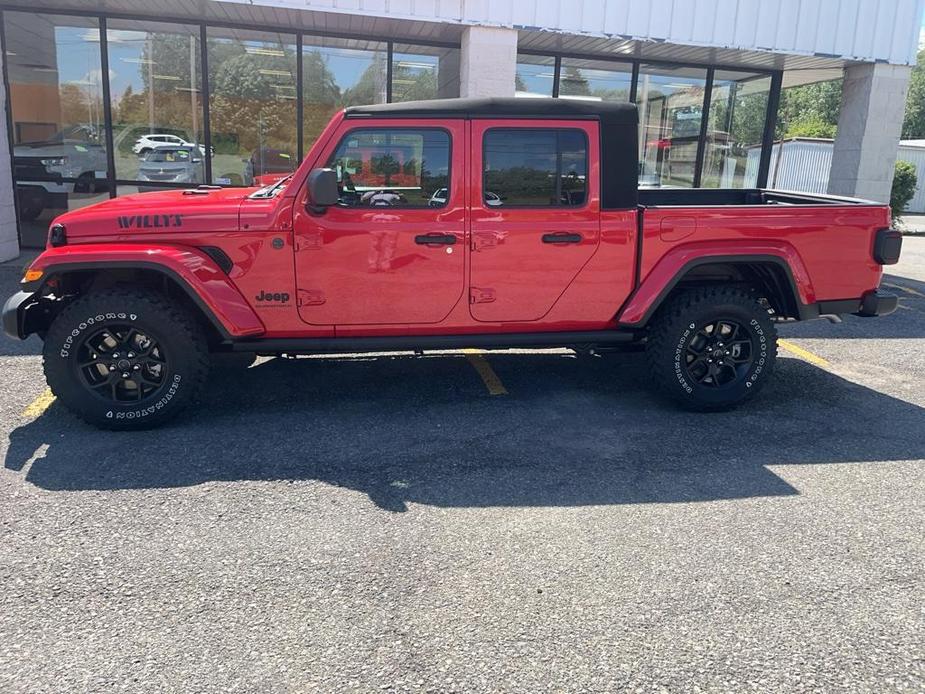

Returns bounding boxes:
[229,329,639,355]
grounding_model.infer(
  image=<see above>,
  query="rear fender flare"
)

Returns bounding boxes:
[617,243,816,326]
[28,245,265,339]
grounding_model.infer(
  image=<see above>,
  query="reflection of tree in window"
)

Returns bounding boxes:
[371,153,399,185]
[484,130,586,206]
[328,129,449,207]
[559,67,591,97]
[209,37,297,184]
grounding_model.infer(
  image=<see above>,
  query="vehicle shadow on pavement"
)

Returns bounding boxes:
[5,352,924,512]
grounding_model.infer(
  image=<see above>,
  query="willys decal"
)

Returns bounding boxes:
[117,214,184,230]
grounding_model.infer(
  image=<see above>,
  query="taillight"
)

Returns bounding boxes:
[873,228,902,265]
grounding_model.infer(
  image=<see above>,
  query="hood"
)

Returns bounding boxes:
[51,187,256,243]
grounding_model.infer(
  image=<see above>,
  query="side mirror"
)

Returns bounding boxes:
[306,168,339,210]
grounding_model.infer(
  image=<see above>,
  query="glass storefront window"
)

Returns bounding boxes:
[701,71,772,188]
[302,36,387,155]
[4,12,109,245]
[558,58,632,102]
[515,54,555,98]
[636,64,708,188]
[207,27,297,186]
[390,44,459,102]
[107,20,204,185]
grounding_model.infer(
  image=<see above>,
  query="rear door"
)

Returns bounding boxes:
[469,121,600,322]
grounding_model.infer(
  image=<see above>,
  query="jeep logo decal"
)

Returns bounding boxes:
[117,214,183,230]
[256,290,290,303]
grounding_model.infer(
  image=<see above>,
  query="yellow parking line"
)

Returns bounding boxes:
[883,282,925,298]
[462,349,508,395]
[22,388,55,418]
[778,339,830,368]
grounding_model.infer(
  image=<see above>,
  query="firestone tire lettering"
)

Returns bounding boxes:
[645,287,778,411]
[42,287,208,431]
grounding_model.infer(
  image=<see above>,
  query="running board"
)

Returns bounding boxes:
[229,329,639,355]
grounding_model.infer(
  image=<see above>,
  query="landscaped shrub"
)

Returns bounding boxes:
[891,160,918,221]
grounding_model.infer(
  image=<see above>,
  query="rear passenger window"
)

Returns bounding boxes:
[326,129,450,208]
[483,129,587,207]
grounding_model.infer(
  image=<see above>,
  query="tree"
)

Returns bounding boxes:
[784,119,838,139]
[343,55,388,106]
[514,71,527,93]
[902,49,925,139]
[776,79,843,138]
[371,153,399,185]
[207,44,298,155]
[558,67,591,97]
[891,160,917,220]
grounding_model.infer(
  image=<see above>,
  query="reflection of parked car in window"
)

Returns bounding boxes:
[428,188,504,207]
[13,129,108,221]
[136,147,203,192]
[132,133,211,157]
[244,147,296,186]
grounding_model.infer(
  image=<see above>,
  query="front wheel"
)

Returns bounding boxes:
[43,287,209,429]
[645,287,778,411]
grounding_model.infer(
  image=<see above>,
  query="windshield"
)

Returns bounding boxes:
[145,149,193,163]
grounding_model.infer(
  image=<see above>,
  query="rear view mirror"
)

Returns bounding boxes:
[306,168,339,210]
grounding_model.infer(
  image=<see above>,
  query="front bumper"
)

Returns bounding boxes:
[857,288,898,317]
[2,291,40,340]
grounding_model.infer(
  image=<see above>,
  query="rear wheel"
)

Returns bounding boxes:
[645,287,778,411]
[43,287,209,429]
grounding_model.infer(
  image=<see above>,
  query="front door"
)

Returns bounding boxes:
[294,122,465,326]
[469,121,601,323]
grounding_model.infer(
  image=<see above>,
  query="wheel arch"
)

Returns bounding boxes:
[25,254,264,344]
[618,251,816,327]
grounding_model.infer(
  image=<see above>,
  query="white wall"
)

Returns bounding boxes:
[753,139,925,214]
[895,145,925,213]
[225,0,925,65]
[758,140,836,195]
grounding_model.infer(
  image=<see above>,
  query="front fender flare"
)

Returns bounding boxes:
[617,241,816,327]
[28,244,265,339]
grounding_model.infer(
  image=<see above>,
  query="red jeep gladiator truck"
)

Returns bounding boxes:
[3,98,903,429]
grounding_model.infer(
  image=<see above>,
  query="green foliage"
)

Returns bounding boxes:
[559,67,591,97]
[784,119,838,139]
[207,42,298,155]
[709,81,770,146]
[891,160,918,220]
[902,49,925,139]
[776,79,843,139]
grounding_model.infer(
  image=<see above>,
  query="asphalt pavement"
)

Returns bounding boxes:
[1,240,923,692]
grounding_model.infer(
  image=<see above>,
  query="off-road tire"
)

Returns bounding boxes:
[645,287,778,411]
[43,287,209,430]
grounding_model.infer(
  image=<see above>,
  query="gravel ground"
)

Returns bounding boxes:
[1,239,923,693]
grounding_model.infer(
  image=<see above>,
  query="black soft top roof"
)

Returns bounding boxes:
[345,97,639,210]
[345,97,637,126]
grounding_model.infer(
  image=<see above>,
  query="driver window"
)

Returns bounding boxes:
[326,128,450,208]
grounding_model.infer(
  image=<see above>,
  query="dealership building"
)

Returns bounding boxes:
[0,0,921,260]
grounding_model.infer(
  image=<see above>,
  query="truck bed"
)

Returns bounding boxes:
[638,188,881,208]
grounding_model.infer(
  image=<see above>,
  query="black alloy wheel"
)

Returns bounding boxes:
[681,318,754,388]
[75,324,169,402]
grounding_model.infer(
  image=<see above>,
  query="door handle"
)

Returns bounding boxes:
[415,233,457,246]
[542,232,583,244]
